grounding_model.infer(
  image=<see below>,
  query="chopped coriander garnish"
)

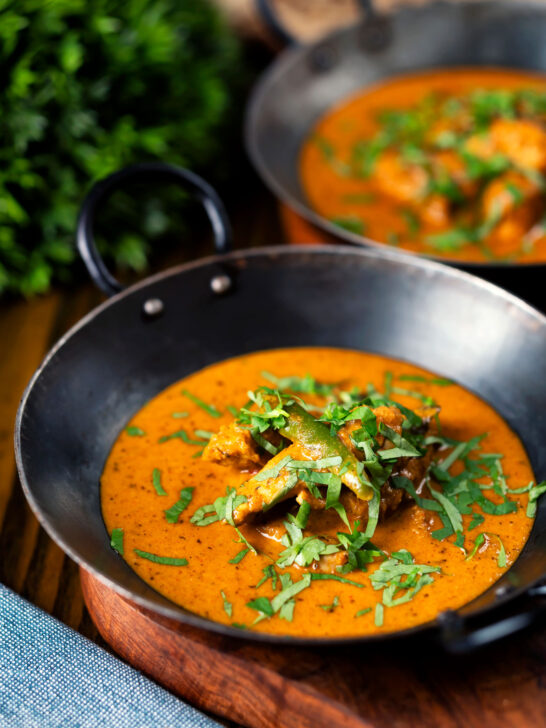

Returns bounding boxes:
[527,481,546,517]
[355,607,372,618]
[110,528,124,555]
[152,467,167,496]
[164,487,194,523]
[398,374,453,386]
[247,574,312,624]
[181,389,221,418]
[126,426,145,437]
[261,372,336,397]
[465,532,486,561]
[171,411,189,419]
[133,550,188,566]
[505,181,524,205]
[247,596,274,618]
[194,430,214,440]
[293,500,311,529]
[331,216,366,235]
[221,590,233,618]
[158,429,209,446]
[319,596,339,612]
[310,573,364,588]
[229,547,250,564]
[401,208,420,237]
[255,565,278,590]
[374,603,384,627]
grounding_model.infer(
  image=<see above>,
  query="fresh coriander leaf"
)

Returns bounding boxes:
[391,549,413,565]
[375,603,384,627]
[401,208,420,237]
[247,596,274,618]
[133,550,188,566]
[429,488,463,534]
[355,607,372,618]
[221,591,232,618]
[398,374,453,386]
[465,532,485,561]
[527,481,546,517]
[271,573,312,613]
[164,487,194,523]
[190,504,218,526]
[331,216,366,235]
[310,573,364,588]
[255,565,278,590]
[229,547,250,564]
[110,528,124,555]
[319,596,339,612]
[158,429,208,446]
[172,412,189,418]
[293,501,311,529]
[194,429,213,440]
[126,426,145,437]
[152,467,167,496]
[181,389,221,417]
[253,454,293,482]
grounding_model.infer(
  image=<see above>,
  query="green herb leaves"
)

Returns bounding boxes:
[164,487,194,524]
[134,550,188,566]
[370,551,440,616]
[526,481,546,517]
[110,528,124,555]
[126,426,145,437]
[152,468,167,496]
[182,389,222,418]
[221,591,233,618]
[276,519,339,569]
[247,573,312,624]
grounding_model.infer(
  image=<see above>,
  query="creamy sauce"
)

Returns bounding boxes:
[300,68,546,263]
[101,348,535,637]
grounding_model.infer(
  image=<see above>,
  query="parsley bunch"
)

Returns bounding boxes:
[0,0,244,296]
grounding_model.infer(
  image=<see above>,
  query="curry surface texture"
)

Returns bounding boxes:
[101,348,535,638]
[300,68,546,263]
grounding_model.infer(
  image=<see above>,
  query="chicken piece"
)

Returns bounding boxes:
[202,422,265,471]
[233,445,303,524]
[314,549,348,574]
[481,171,543,249]
[490,119,546,171]
[374,150,428,204]
[203,422,282,470]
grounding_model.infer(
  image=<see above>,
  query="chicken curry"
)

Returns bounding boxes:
[300,69,546,263]
[101,348,544,638]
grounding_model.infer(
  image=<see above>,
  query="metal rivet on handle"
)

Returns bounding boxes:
[142,298,164,318]
[210,274,232,295]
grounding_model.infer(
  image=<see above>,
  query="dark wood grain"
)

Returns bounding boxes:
[81,568,546,728]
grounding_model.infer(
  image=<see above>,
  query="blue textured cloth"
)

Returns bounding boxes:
[0,583,220,728]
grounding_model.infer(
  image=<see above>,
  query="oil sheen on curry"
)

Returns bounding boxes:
[101,348,543,638]
[300,69,546,263]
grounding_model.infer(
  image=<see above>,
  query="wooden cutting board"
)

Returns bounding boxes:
[81,567,546,728]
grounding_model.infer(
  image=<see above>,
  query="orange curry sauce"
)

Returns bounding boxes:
[300,68,546,263]
[101,348,535,638]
